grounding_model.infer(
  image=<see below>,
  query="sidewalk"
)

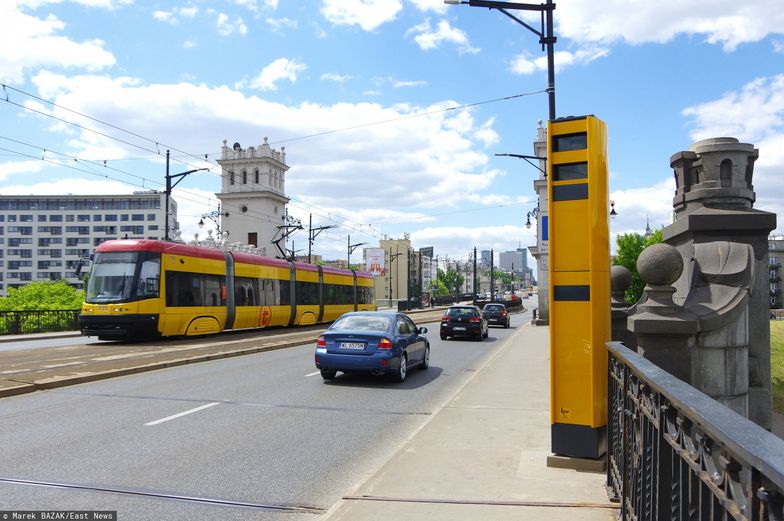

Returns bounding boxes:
[323,323,618,521]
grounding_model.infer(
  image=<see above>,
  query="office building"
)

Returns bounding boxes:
[0,192,173,297]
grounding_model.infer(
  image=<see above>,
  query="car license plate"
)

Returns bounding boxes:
[340,342,366,350]
[453,326,466,331]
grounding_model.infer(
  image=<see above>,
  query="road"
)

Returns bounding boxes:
[0,307,532,520]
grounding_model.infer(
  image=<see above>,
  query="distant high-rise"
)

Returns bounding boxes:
[480,249,492,267]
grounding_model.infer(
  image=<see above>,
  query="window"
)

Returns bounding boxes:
[255,170,259,183]
[132,214,145,221]
[296,281,319,305]
[49,214,62,222]
[553,132,587,152]
[94,215,102,222]
[105,214,118,222]
[20,215,33,222]
[121,214,129,221]
[230,171,235,185]
[66,215,74,222]
[38,215,47,222]
[78,214,90,222]
[147,214,156,221]
[552,162,588,181]
[165,271,225,307]
[242,171,247,184]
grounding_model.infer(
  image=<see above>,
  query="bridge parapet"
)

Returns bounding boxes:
[607,341,784,520]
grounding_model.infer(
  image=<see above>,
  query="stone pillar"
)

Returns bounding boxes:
[629,137,776,428]
[610,265,636,348]
[628,244,699,383]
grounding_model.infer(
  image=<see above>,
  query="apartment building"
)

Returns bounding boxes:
[0,192,173,297]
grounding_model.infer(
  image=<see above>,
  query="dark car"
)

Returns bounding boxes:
[482,303,510,328]
[440,305,488,341]
[314,311,429,382]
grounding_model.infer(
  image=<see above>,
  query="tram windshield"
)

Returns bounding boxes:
[85,252,161,304]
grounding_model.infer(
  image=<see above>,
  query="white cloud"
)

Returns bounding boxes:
[683,75,784,142]
[407,0,447,14]
[393,79,427,88]
[682,75,784,233]
[17,72,508,251]
[774,40,784,53]
[152,10,177,25]
[0,2,116,83]
[321,72,352,84]
[321,0,403,31]
[363,90,381,96]
[266,17,298,31]
[407,18,479,54]
[0,160,44,182]
[240,58,307,91]
[510,46,609,75]
[556,0,784,52]
[216,12,248,37]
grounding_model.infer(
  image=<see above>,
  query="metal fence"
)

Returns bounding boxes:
[607,341,784,521]
[0,310,80,335]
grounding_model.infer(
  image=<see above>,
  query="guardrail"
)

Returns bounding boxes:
[0,310,80,335]
[607,341,784,521]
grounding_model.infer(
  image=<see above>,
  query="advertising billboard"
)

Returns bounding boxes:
[365,248,385,277]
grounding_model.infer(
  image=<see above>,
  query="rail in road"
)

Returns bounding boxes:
[0,308,450,398]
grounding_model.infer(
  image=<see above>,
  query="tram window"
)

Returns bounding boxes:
[279,279,291,306]
[166,271,226,307]
[235,277,259,306]
[136,256,160,298]
[553,132,587,152]
[552,162,588,181]
[296,281,319,305]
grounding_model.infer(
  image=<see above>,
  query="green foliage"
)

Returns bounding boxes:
[0,281,84,311]
[612,230,663,303]
[772,320,784,413]
[437,268,464,295]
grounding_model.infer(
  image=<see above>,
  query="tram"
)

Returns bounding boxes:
[78,239,376,339]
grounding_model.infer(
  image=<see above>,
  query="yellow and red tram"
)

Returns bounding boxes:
[78,239,376,340]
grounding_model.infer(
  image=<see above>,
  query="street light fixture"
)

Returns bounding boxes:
[198,203,230,237]
[445,0,557,121]
[164,149,208,241]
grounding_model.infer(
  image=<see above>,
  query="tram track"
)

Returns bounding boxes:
[0,477,328,514]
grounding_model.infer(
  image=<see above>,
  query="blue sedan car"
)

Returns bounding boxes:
[314,311,430,382]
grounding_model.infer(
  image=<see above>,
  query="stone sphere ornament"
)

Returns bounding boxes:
[637,243,683,286]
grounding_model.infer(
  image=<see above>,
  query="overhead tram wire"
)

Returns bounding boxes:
[1,84,545,246]
[0,83,217,173]
[266,89,548,146]
[0,144,284,228]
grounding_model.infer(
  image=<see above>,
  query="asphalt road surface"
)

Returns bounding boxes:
[0,308,532,520]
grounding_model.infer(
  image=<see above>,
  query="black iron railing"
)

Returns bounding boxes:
[607,341,784,521]
[0,310,80,335]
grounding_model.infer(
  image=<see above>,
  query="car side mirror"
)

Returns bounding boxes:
[419,326,428,334]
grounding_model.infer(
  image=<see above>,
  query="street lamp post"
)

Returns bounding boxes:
[445,0,557,121]
[164,150,208,241]
[347,234,367,268]
[198,203,230,238]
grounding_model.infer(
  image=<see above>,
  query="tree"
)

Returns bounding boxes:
[437,268,464,295]
[612,230,663,303]
[0,281,85,311]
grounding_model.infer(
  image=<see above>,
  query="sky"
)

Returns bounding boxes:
[1,0,783,269]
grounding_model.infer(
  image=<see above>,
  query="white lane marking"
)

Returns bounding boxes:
[144,402,220,426]
[305,371,321,377]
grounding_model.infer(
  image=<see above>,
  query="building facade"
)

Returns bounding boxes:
[0,192,172,297]
[498,248,528,275]
[366,238,412,306]
[216,138,289,256]
[771,236,783,309]
[528,121,550,325]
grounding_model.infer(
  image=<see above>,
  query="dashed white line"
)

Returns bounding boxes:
[305,371,321,377]
[144,402,220,426]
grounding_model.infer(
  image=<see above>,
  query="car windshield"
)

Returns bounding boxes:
[331,315,392,332]
[446,308,477,318]
[85,251,160,304]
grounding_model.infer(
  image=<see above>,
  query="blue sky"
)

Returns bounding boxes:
[1,0,783,266]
